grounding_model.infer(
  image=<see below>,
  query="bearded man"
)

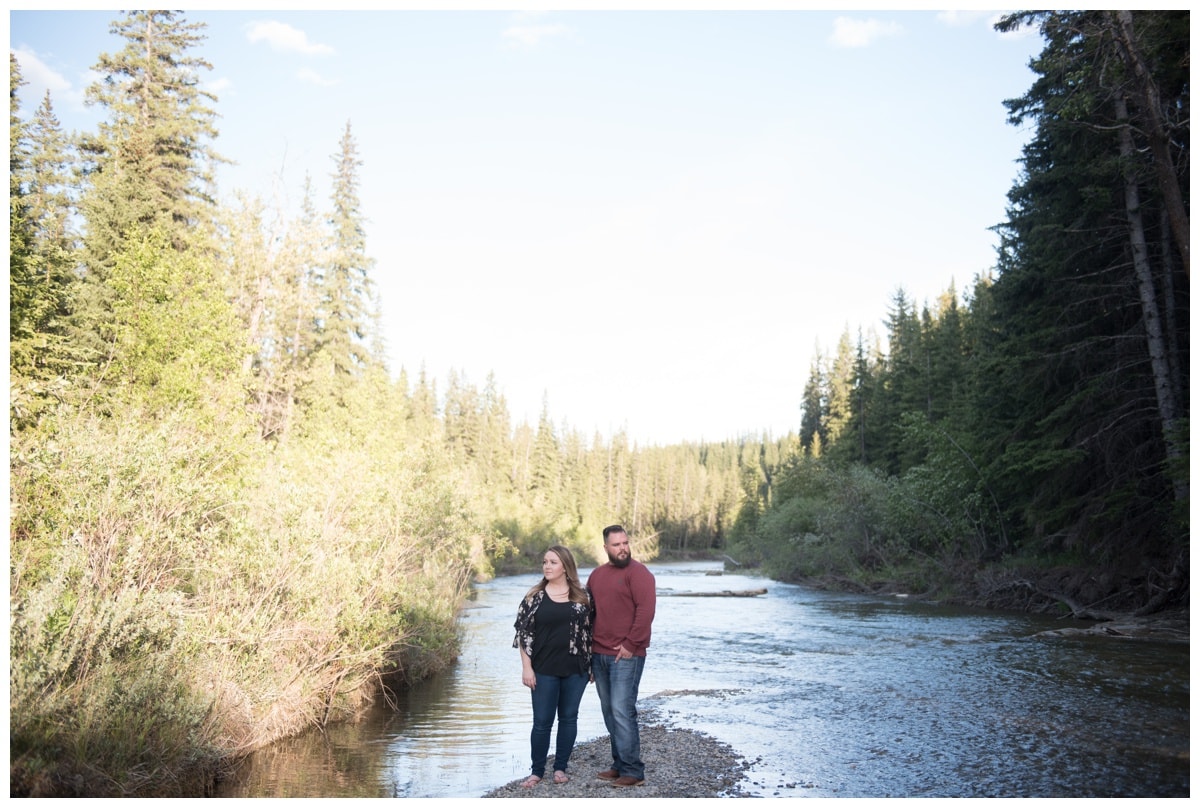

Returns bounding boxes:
[586,524,656,788]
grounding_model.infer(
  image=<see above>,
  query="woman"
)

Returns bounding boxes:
[511,544,593,788]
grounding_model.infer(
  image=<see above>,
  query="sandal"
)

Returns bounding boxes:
[553,770,570,784]
[521,775,542,789]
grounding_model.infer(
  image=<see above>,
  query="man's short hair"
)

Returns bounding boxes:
[602,524,627,542]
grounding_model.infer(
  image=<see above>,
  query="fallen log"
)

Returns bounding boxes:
[665,588,767,598]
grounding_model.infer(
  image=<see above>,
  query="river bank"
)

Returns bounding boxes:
[763,557,1185,638]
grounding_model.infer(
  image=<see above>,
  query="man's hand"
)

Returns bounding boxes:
[615,644,632,660]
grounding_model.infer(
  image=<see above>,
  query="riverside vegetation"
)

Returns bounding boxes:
[9,10,1188,798]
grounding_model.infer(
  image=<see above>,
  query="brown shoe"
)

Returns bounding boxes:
[611,776,645,787]
[596,768,619,780]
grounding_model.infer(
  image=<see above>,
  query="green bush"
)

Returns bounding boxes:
[9,381,487,795]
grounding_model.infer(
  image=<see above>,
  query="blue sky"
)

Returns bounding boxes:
[10,8,1043,446]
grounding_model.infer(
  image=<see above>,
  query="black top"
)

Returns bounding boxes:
[531,595,587,677]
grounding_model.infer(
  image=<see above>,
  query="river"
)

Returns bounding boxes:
[216,560,1189,798]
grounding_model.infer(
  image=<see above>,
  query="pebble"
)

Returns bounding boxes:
[483,713,751,798]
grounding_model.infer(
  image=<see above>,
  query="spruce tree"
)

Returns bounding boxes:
[986,10,1189,561]
[822,328,856,462]
[75,10,224,358]
[480,372,514,491]
[798,345,825,454]
[10,55,37,373]
[531,394,561,500]
[80,10,222,258]
[315,121,379,377]
[10,58,79,411]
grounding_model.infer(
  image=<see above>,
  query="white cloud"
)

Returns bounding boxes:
[502,22,572,48]
[11,45,85,110]
[206,77,233,95]
[296,68,337,87]
[245,20,334,55]
[829,17,904,48]
[936,10,997,28]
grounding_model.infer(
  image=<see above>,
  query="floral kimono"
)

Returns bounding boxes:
[512,588,594,671]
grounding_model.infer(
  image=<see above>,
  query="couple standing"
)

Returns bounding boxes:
[511,524,657,789]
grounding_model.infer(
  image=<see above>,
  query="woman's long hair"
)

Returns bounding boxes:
[524,545,589,606]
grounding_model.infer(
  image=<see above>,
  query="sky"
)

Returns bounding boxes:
[9,6,1044,446]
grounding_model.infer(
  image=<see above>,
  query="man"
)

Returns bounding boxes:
[587,524,656,788]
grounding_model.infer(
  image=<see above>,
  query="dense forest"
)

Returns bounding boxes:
[9,10,1188,798]
[729,11,1189,619]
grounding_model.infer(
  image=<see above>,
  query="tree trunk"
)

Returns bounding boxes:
[1112,10,1190,278]
[1115,93,1188,503]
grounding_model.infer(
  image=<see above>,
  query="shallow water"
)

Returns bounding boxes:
[217,561,1189,798]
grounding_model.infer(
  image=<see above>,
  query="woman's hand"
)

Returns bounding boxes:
[519,647,536,689]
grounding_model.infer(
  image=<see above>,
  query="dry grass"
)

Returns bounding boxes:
[10,401,483,796]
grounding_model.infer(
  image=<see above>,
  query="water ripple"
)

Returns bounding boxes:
[219,561,1189,798]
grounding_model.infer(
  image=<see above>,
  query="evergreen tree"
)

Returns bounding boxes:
[10,57,80,423]
[24,92,77,269]
[928,283,966,425]
[531,394,561,500]
[105,228,242,411]
[444,369,482,462]
[275,176,326,437]
[315,121,379,376]
[10,55,38,374]
[409,365,439,434]
[79,10,222,260]
[798,344,825,454]
[849,328,874,464]
[985,10,1189,560]
[479,372,514,490]
[75,10,224,358]
[823,328,855,453]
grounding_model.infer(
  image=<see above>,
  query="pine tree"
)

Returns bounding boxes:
[10,58,80,417]
[444,369,482,462]
[985,10,1189,560]
[409,365,439,435]
[75,10,224,358]
[798,344,825,454]
[849,328,874,464]
[928,283,966,425]
[531,393,561,501]
[25,92,76,268]
[79,10,222,261]
[822,328,855,460]
[479,372,514,491]
[315,121,379,377]
[275,176,326,437]
[10,55,37,370]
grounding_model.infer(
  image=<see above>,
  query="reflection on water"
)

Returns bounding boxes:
[217,561,1189,798]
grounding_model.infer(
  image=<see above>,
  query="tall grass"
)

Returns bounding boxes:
[10,400,485,796]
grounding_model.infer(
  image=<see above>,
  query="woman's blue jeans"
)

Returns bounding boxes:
[591,653,646,780]
[529,671,589,778]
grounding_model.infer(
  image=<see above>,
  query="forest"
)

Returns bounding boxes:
[9,10,1188,798]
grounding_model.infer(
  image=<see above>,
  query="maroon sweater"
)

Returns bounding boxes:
[587,560,656,656]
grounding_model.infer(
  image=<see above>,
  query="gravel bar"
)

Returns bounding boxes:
[484,712,751,798]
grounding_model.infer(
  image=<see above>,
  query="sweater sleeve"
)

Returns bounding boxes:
[625,565,657,654]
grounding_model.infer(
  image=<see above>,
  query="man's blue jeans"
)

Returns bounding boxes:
[591,653,646,780]
[529,671,589,778]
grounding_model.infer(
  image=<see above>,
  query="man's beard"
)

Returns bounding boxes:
[608,551,632,568]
